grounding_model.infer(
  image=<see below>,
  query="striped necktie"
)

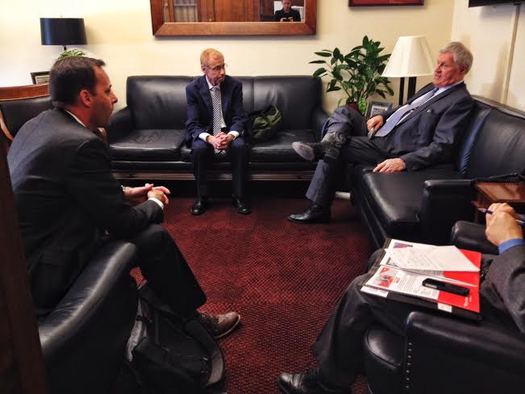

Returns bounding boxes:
[210,85,223,135]
[375,87,438,138]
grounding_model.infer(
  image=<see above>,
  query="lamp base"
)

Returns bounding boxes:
[398,76,418,105]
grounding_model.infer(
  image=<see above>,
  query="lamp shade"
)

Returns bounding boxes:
[382,35,434,78]
[40,18,87,46]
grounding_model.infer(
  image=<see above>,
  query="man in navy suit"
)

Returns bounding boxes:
[289,42,475,224]
[185,48,250,215]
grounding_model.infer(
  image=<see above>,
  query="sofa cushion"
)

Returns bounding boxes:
[250,129,316,162]
[127,76,192,130]
[252,77,322,131]
[355,166,460,237]
[110,129,185,160]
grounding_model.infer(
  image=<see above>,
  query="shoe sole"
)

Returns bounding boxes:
[292,142,315,161]
[215,314,241,339]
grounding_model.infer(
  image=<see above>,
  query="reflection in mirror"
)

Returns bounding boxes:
[150,0,316,36]
[164,0,305,23]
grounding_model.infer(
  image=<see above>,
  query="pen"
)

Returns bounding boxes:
[422,278,470,296]
[477,207,525,226]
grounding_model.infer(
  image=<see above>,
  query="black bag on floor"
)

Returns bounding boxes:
[127,285,225,394]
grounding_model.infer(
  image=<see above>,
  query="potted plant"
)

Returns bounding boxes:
[310,36,394,114]
[58,48,86,59]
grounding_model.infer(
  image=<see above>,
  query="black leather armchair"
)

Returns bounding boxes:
[351,97,525,248]
[39,240,138,394]
[0,84,52,144]
[363,223,525,394]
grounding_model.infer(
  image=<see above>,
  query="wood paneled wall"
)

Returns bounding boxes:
[0,148,47,393]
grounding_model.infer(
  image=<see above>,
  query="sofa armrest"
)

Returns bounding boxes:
[311,107,329,141]
[39,240,138,394]
[403,311,525,394]
[108,107,133,142]
[450,220,498,254]
[418,179,475,244]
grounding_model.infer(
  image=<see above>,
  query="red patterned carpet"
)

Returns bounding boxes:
[159,192,373,394]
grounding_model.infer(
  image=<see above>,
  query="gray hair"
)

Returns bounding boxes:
[440,42,473,73]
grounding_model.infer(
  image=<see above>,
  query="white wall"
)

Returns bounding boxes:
[451,0,525,110]
[0,0,453,111]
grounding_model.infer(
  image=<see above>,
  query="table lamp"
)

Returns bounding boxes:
[382,35,434,105]
[40,18,87,52]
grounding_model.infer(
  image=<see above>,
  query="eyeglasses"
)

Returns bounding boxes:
[205,63,227,72]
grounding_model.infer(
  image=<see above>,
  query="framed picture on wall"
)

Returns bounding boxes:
[367,101,391,118]
[349,0,423,6]
[30,71,50,85]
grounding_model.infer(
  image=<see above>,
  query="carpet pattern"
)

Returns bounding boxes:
[162,195,374,393]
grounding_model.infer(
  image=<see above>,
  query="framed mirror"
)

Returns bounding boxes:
[150,0,317,36]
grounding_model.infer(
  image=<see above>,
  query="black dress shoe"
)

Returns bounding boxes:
[277,369,348,394]
[292,142,324,161]
[288,204,330,224]
[232,197,251,215]
[191,198,208,215]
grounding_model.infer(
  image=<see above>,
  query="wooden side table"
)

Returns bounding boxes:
[473,181,525,221]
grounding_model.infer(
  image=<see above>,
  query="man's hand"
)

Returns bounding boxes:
[123,183,171,206]
[147,188,170,206]
[373,158,406,173]
[207,132,233,150]
[485,203,523,246]
[366,115,384,137]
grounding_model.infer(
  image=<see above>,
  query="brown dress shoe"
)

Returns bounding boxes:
[277,368,349,394]
[198,311,241,339]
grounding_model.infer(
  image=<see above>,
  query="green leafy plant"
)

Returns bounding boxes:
[58,48,86,59]
[310,36,394,114]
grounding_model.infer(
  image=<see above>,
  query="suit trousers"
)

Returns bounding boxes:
[130,224,206,317]
[306,137,390,207]
[307,107,391,207]
[190,137,249,199]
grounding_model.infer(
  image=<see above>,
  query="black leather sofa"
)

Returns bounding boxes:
[351,96,525,248]
[107,75,327,181]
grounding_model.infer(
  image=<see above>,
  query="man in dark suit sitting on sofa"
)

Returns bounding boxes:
[289,42,475,224]
[185,48,251,216]
[278,202,525,393]
[8,56,240,339]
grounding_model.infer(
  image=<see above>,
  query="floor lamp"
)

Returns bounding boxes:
[382,36,434,106]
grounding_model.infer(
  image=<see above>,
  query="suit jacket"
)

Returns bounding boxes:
[7,108,163,315]
[377,82,474,171]
[185,75,247,144]
[481,244,525,333]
